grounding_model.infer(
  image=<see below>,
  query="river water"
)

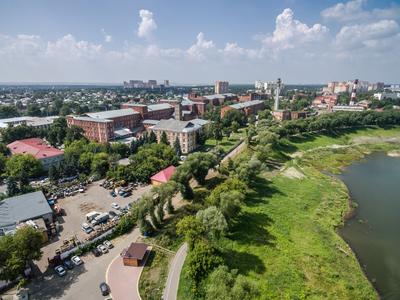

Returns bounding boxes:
[339,152,400,299]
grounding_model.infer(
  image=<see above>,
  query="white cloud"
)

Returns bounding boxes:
[335,19,399,49]
[46,34,103,60]
[101,29,112,43]
[137,9,157,39]
[261,8,329,53]
[186,32,215,60]
[322,0,400,23]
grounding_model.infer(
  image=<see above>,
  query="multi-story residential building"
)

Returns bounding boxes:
[215,81,229,94]
[373,92,400,100]
[188,92,238,116]
[255,80,283,95]
[220,100,265,118]
[7,138,64,170]
[67,108,141,143]
[67,116,114,143]
[150,119,202,154]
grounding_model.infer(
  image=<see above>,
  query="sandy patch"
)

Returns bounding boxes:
[387,150,400,157]
[282,167,305,179]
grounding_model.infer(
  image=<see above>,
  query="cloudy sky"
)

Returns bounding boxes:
[0,0,399,84]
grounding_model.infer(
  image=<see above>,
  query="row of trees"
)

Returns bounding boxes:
[270,110,400,137]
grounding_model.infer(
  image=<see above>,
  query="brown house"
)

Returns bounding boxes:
[122,243,148,267]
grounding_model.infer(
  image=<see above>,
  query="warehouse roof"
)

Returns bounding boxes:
[152,119,200,133]
[0,191,52,230]
[230,100,264,109]
[86,108,139,119]
[147,103,173,111]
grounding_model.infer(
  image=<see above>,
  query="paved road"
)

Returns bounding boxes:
[27,228,141,300]
[163,243,188,300]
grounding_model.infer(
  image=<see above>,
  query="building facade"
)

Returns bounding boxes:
[220,100,265,118]
[215,81,229,94]
[150,119,201,154]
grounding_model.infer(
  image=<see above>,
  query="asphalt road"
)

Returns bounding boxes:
[27,228,141,300]
[163,243,188,300]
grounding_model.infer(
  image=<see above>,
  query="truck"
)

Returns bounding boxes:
[86,211,100,222]
[91,212,109,226]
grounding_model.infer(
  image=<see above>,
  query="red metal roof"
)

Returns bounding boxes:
[123,243,148,260]
[7,138,64,159]
[150,165,176,183]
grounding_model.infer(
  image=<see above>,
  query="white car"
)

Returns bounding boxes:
[97,244,108,254]
[54,265,66,276]
[111,203,120,210]
[71,255,83,266]
[103,240,113,249]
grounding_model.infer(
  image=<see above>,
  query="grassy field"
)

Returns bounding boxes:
[284,126,400,152]
[178,126,400,300]
[204,129,245,153]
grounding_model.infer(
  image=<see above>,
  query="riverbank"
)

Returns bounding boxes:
[178,126,400,299]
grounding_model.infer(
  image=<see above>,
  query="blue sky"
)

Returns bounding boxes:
[0,0,399,84]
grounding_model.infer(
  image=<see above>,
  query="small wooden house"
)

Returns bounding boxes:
[122,243,148,267]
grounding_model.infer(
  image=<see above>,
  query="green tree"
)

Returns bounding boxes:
[176,216,205,250]
[0,106,19,119]
[0,226,43,282]
[0,143,10,156]
[196,206,228,240]
[187,240,222,294]
[91,152,110,176]
[149,131,157,144]
[160,131,169,145]
[26,104,42,117]
[64,125,85,145]
[48,164,61,183]
[205,265,259,300]
[173,137,182,157]
[110,143,130,158]
[6,154,43,186]
[184,152,217,185]
[6,176,19,197]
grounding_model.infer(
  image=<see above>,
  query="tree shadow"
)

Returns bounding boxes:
[221,248,266,275]
[228,211,276,247]
[245,176,285,206]
[27,264,87,300]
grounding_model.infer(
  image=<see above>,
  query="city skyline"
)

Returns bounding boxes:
[0,0,399,84]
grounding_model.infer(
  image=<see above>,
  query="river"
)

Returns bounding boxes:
[339,152,400,300]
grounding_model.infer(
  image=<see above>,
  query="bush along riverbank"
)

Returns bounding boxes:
[177,126,400,300]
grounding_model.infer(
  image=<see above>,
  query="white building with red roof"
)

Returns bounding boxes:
[7,138,64,170]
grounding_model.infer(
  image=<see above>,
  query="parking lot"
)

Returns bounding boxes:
[38,181,152,272]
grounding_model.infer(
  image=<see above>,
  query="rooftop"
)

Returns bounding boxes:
[230,100,264,109]
[86,108,139,119]
[150,165,176,183]
[0,191,52,230]
[7,138,64,159]
[147,103,173,111]
[69,116,113,123]
[123,243,148,260]
[152,119,201,133]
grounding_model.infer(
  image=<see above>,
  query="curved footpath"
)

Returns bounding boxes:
[162,243,188,300]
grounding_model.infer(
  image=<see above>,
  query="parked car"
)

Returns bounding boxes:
[99,282,110,296]
[123,191,132,198]
[111,203,120,210]
[109,191,116,197]
[91,248,102,257]
[63,259,74,270]
[54,265,66,276]
[71,255,83,266]
[97,244,108,254]
[108,210,117,218]
[81,223,93,234]
[103,240,113,249]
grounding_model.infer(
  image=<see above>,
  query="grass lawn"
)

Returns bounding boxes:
[284,126,400,153]
[204,129,245,153]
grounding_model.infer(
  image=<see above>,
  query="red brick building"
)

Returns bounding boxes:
[220,100,265,118]
[120,103,174,120]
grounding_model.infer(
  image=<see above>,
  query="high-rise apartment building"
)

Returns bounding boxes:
[215,81,229,94]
